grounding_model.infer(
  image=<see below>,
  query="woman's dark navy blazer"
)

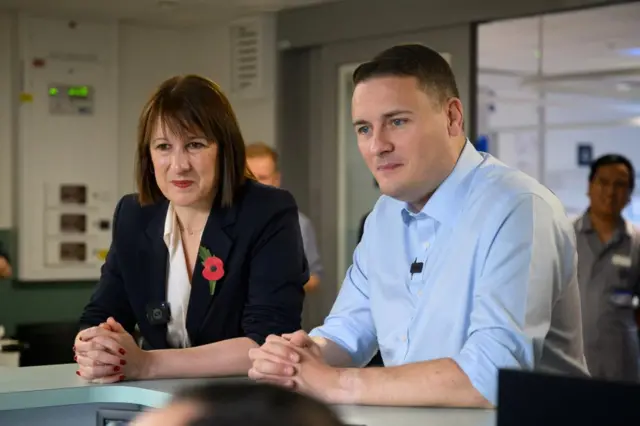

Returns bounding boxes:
[79,179,309,349]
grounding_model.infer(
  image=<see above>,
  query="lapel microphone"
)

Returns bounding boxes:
[410,258,423,278]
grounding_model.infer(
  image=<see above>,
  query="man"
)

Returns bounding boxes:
[0,241,11,279]
[247,44,588,408]
[246,142,323,292]
[574,154,640,382]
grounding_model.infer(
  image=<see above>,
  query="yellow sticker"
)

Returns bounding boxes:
[20,93,34,103]
[96,249,108,261]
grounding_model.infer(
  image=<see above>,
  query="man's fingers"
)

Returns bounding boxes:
[289,332,314,348]
[252,358,296,376]
[248,348,297,370]
[259,338,301,363]
[248,368,295,388]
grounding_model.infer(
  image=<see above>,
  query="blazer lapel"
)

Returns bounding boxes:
[185,202,238,344]
[140,200,170,349]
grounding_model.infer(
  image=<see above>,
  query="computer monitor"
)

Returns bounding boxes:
[498,368,640,426]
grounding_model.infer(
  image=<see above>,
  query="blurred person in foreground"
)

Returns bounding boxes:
[132,382,345,426]
[248,44,589,408]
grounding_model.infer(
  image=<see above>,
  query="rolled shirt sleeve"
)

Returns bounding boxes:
[309,236,378,366]
[452,194,576,404]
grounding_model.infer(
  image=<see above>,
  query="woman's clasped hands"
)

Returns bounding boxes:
[73,317,151,383]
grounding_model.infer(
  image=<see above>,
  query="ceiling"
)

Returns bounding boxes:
[478,2,640,104]
[0,0,345,26]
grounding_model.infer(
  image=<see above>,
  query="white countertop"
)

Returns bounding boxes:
[0,364,496,426]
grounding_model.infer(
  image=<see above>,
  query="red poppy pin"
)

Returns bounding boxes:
[198,246,224,295]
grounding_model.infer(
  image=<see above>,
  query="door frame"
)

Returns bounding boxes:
[336,62,359,286]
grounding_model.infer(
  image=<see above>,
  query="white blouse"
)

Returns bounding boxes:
[162,203,196,349]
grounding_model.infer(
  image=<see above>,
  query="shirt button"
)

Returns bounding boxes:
[417,290,422,297]
[424,242,430,249]
[400,335,407,342]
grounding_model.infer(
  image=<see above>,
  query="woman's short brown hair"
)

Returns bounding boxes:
[135,75,252,207]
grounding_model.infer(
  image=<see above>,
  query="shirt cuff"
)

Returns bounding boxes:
[309,326,363,365]
[452,331,532,406]
[452,347,499,405]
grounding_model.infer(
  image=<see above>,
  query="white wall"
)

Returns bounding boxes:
[482,73,640,221]
[0,12,278,226]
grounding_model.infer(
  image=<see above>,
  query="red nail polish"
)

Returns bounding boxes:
[75,371,81,376]
[119,348,126,355]
[120,359,127,366]
[73,355,77,361]
[72,346,76,352]
[119,375,125,381]
[113,366,120,372]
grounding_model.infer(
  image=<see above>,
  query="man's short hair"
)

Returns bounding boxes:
[589,154,635,192]
[352,44,459,107]
[246,142,280,172]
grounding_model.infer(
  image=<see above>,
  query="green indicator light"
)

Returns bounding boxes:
[68,86,89,97]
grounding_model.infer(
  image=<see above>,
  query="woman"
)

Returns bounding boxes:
[73,75,308,383]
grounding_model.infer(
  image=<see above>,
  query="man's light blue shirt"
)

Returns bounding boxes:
[310,141,589,405]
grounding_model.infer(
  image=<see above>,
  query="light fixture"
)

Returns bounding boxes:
[617,47,640,57]
[616,82,632,92]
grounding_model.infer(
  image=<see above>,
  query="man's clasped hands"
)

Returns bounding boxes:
[74,320,350,402]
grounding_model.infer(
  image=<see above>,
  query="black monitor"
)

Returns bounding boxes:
[498,369,640,426]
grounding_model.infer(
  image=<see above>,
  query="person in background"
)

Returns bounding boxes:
[73,75,307,384]
[246,142,323,293]
[131,382,345,426]
[574,154,640,382]
[0,242,11,279]
[248,44,588,407]
[357,178,380,243]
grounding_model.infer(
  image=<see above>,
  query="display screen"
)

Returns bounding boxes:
[48,84,95,115]
[49,85,90,98]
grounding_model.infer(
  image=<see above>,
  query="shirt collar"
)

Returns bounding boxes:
[163,202,180,251]
[401,140,483,226]
[576,210,632,238]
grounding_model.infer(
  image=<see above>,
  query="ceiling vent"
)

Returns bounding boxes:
[229,17,264,100]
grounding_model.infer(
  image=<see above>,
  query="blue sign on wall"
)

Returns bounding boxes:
[475,135,489,153]
[577,143,593,167]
